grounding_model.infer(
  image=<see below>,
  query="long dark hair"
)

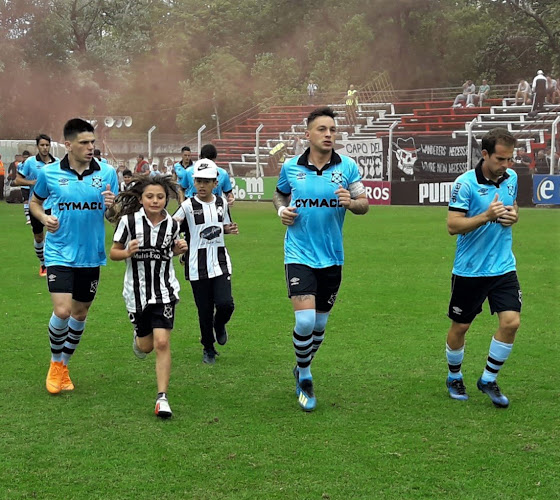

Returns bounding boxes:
[106,174,181,224]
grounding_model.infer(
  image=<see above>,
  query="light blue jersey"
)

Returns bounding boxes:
[181,165,233,197]
[449,162,518,277]
[18,154,58,208]
[34,155,119,268]
[277,150,362,268]
[174,162,189,189]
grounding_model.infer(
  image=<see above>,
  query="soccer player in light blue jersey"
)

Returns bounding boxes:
[30,118,118,395]
[445,128,521,409]
[273,106,369,411]
[15,134,58,276]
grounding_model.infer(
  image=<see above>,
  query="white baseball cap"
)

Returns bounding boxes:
[193,159,218,179]
[537,69,544,75]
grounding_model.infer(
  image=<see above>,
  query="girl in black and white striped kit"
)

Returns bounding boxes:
[172,159,239,365]
[108,175,187,419]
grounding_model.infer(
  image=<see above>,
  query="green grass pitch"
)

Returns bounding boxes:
[0,200,558,499]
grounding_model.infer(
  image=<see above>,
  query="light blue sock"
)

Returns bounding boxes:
[446,344,465,380]
[481,337,513,383]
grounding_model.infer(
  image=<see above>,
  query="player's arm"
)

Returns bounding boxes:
[109,240,139,261]
[335,181,369,215]
[30,194,59,233]
[447,194,506,235]
[14,172,35,187]
[273,189,297,226]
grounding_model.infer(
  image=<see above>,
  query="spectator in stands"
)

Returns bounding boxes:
[467,79,490,107]
[7,154,22,185]
[452,80,476,107]
[307,80,318,103]
[534,148,550,173]
[93,149,108,163]
[530,70,547,115]
[513,146,531,170]
[135,154,150,175]
[345,84,359,125]
[514,79,531,105]
[546,76,557,104]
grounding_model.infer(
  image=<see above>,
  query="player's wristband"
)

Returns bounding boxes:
[277,206,287,217]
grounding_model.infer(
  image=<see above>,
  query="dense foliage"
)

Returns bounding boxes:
[1,0,559,138]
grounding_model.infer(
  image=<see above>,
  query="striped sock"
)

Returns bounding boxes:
[24,203,30,219]
[446,344,465,380]
[481,337,513,383]
[49,313,69,362]
[293,309,315,381]
[34,240,45,265]
[310,312,329,360]
[61,317,86,365]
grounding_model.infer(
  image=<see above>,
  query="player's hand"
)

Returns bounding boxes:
[224,223,239,234]
[497,205,518,227]
[227,194,235,206]
[127,239,139,256]
[486,193,506,221]
[174,238,188,253]
[102,184,116,208]
[335,185,352,208]
[44,214,59,233]
[280,206,298,226]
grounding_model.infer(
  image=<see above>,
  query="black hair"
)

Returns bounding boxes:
[122,169,132,177]
[22,150,31,156]
[307,106,337,128]
[35,134,51,145]
[138,154,144,159]
[200,144,217,160]
[181,146,191,152]
[481,128,517,156]
[93,149,102,156]
[63,118,94,140]
[106,175,181,225]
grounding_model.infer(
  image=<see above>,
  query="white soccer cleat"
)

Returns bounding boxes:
[155,396,173,419]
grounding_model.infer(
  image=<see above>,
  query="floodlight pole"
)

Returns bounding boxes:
[255,123,264,177]
[197,125,207,156]
[147,126,157,160]
[550,116,560,175]
[466,118,477,170]
[387,121,398,182]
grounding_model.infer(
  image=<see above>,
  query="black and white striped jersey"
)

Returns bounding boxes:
[113,208,181,312]
[173,195,232,281]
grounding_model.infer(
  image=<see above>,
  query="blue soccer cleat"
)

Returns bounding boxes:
[298,378,316,412]
[446,377,469,401]
[293,365,301,396]
[477,378,509,408]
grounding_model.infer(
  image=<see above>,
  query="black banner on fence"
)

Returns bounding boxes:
[383,135,482,181]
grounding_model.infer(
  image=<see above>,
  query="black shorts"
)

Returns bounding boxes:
[285,263,342,312]
[448,271,522,324]
[21,188,30,202]
[46,266,101,303]
[30,208,50,235]
[128,302,176,337]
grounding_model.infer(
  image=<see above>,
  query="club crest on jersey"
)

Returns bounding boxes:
[91,176,103,189]
[217,206,224,217]
[331,171,343,184]
[162,234,173,248]
[163,304,173,319]
[90,280,99,293]
[58,178,69,187]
